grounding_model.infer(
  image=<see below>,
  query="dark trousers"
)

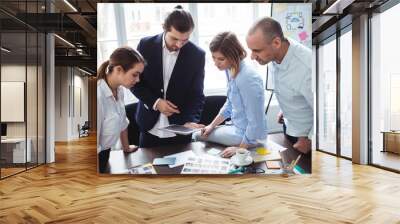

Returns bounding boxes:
[283,123,298,145]
[98,149,111,173]
[139,132,192,148]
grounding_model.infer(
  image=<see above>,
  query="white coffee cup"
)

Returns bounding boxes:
[235,148,250,163]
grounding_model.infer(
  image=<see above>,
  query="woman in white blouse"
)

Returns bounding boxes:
[97,47,145,173]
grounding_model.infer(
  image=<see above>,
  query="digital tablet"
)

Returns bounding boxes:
[159,124,200,135]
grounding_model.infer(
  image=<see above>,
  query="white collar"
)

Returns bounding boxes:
[98,79,123,99]
[98,79,113,98]
[273,38,294,71]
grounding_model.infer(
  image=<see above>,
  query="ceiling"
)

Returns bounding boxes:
[1,0,97,74]
[311,0,390,44]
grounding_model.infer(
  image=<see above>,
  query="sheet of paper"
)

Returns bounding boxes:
[164,150,196,168]
[129,163,157,174]
[266,140,287,151]
[266,161,281,169]
[250,140,286,162]
[207,148,222,156]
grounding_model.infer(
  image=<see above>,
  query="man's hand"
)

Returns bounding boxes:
[201,125,214,138]
[277,111,284,124]
[184,122,205,129]
[293,137,311,154]
[156,99,180,116]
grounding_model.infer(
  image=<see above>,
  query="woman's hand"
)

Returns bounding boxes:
[123,145,138,153]
[220,146,239,158]
[201,125,214,138]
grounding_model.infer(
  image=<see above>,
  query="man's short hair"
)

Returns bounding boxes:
[163,5,194,33]
[248,17,286,43]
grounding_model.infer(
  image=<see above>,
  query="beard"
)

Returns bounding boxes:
[257,59,268,65]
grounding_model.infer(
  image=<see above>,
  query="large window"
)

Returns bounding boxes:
[371,3,400,171]
[97,3,118,68]
[339,28,352,158]
[317,37,337,154]
[316,28,353,159]
[196,3,269,93]
[124,3,188,49]
[97,3,270,104]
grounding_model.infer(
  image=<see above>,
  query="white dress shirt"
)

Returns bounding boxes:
[148,34,179,138]
[269,38,314,138]
[97,79,129,153]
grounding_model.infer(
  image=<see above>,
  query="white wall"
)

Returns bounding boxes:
[1,64,46,163]
[71,72,89,138]
[54,67,68,141]
[312,45,317,150]
[54,67,89,141]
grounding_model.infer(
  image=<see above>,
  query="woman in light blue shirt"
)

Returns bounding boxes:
[195,32,267,158]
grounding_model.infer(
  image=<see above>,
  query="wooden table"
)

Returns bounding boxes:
[106,133,311,174]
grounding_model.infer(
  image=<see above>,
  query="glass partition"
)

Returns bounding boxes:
[370,4,400,171]
[0,1,46,179]
[317,36,337,155]
[1,31,28,177]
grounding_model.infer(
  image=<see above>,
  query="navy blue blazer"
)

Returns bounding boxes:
[132,33,205,132]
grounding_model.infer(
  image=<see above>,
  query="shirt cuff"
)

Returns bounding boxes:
[121,117,129,132]
[218,111,230,120]
[153,98,161,111]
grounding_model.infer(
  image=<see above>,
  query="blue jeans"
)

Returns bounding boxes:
[193,125,259,146]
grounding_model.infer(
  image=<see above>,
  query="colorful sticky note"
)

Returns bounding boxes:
[256,147,270,155]
[298,31,309,41]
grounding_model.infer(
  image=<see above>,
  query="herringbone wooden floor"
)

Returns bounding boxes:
[1,134,400,224]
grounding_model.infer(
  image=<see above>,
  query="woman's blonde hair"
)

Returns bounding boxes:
[209,32,247,77]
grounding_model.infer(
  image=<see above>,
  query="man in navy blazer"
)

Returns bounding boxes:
[132,6,206,147]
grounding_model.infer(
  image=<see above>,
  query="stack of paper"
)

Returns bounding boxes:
[181,156,231,174]
[164,150,196,168]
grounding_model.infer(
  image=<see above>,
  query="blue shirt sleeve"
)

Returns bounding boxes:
[218,70,232,119]
[219,99,232,119]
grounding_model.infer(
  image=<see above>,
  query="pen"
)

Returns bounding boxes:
[289,155,301,170]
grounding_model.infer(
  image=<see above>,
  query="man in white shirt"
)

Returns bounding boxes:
[246,17,313,154]
[132,6,206,147]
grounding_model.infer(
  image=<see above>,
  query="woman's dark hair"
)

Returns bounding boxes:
[163,5,194,33]
[209,32,247,77]
[97,46,145,80]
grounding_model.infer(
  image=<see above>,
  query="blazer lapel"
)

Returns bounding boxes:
[154,34,164,92]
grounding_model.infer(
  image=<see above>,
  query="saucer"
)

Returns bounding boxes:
[230,155,253,166]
